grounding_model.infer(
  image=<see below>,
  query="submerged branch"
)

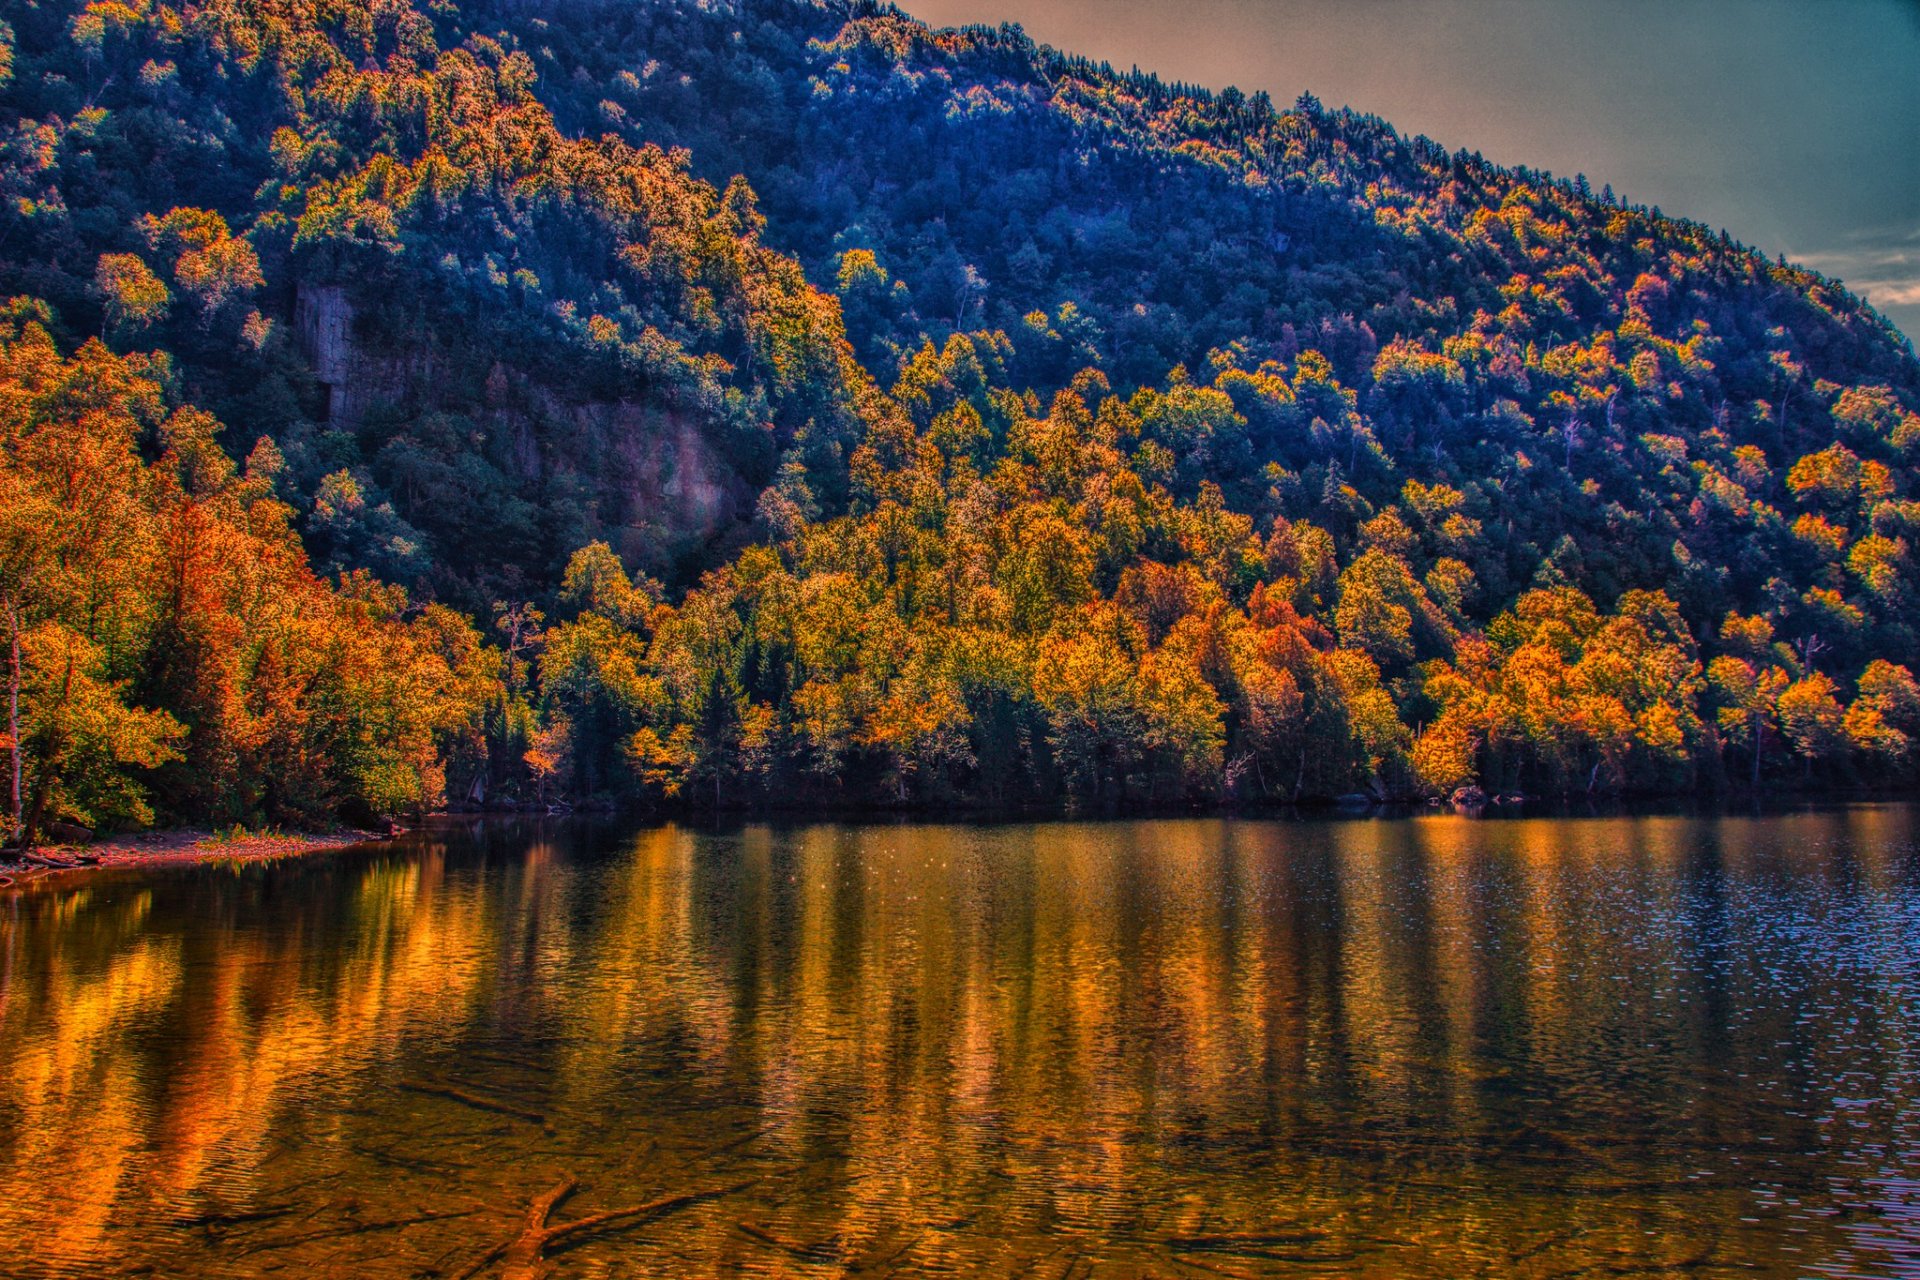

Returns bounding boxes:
[454,1174,758,1280]
[399,1080,548,1127]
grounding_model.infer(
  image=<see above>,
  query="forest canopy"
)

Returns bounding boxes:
[2,0,1918,835]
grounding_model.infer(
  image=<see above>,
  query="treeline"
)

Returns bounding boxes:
[10,313,1919,838]
[2,0,1920,834]
[0,304,493,841]
[518,341,1920,810]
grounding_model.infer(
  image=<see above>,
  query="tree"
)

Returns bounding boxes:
[1335,548,1427,669]
[139,208,264,319]
[1138,617,1227,798]
[1708,656,1789,788]
[1777,671,1845,776]
[1033,606,1149,802]
[558,541,658,630]
[16,623,183,840]
[4,595,19,844]
[1846,660,1920,764]
[95,253,170,334]
[1412,712,1478,796]
[997,506,1094,635]
[0,305,493,833]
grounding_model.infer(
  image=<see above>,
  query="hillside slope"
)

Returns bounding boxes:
[3,0,1920,825]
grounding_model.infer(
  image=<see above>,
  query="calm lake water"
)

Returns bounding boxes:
[4,808,1920,1278]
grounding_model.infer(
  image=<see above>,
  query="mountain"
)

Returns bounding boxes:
[3,0,1919,834]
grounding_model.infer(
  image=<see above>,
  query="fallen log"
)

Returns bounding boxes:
[1164,1231,1356,1264]
[454,1174,757,1280]
[16,850,99,867]
[688,1122,778,1165]
[170,1202,297,1229]
[399,1080,548,1127]
[733,1219,820,1261]
[352,1141,472,1174]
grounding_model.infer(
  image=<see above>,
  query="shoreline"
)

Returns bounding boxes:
[4,789,1911,886]
[0,827,383,886]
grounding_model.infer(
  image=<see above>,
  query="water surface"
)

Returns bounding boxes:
[4,808,1920,1277]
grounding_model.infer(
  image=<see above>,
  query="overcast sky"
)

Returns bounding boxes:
[901,0,1920,345]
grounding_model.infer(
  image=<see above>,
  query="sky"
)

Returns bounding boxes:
[901,0,1920,346]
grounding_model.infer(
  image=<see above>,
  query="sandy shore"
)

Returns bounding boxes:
[0,827,385,884]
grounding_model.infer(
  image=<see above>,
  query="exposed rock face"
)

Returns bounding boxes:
[294,283,443,429]
[602,406,738,537]
[290,286,752,580]
[294,284,352,424]
[542,396,749,573]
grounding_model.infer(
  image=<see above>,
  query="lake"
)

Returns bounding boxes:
[3,808,1920,1278]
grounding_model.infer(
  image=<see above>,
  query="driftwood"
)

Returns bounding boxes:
[352,1140,473,1174]
[687,1122,777,1165]
[13,849,100,868]
[454,1174,757,1280]
[1507,1225,1585,1263]
[170,1203,298,1229]
[734,1219,823,1262]
[1165,1232,1356,1264]
[399,1080,548,1127]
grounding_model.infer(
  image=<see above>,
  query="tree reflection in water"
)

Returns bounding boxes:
[2,807,1918,1278]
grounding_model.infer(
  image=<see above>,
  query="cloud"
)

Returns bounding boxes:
[1795,224,1920,318]
[1870,281,1920,307]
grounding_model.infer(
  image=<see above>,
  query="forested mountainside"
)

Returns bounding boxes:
[4,0,1920,837]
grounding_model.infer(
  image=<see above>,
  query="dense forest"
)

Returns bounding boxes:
[3,0,1919,838]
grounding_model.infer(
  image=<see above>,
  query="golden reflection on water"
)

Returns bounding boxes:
[2,809,1919,1278]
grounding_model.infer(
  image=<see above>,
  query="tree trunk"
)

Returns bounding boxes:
[21,638,73,848]
[5,598,20,846]
[22,761,51,849]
